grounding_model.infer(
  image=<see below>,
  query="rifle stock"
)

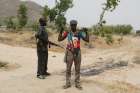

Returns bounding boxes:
[48,41,65,49]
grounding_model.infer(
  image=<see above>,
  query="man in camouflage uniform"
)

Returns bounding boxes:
[58,20,89,89]
[35,17,50,79]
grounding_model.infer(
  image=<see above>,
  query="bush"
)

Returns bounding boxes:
[92,24,133,35]
[0,21,2,26]
[0,18,6,26]
[55,15,66,31]
[17,3,28,28]
[31,22,39,32]
[105,34,114,45]
[5,17,18,30]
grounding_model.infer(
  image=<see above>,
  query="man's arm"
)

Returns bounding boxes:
[35,27,47,42]
[81,28,89,42]
[58,28,67,41]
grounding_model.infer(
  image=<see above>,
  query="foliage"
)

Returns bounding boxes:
[31,22,39,32]
[93,25,133,35]
[55,0,73,31]
[42,0,73,31]
[55,14,66,31]
[93,0,121,44]
[5,17,17,30]
[104,0,120,11]
[97,0,120,35]
[42,5,50,20]
[55,0,73,14]
[17,3,28,28]
[105,34,114,45]
[48,8,57,22]
[0,19,2,26]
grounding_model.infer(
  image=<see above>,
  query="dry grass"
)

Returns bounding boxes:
[0,31,130,53]
[82,79,140,93]
[105,81,140,93]
[0,31,36,47]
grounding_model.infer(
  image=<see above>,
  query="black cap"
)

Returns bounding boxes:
[70,20,77,25]
[39,17,47,26]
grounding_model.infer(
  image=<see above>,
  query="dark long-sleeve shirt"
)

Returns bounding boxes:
[35,26,48,51]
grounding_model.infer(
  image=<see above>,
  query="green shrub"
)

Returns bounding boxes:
[92,24,133,35]
[5,17,18,30]
[17,3,28,28]
[105,34,114,45]
[31,22,39,32]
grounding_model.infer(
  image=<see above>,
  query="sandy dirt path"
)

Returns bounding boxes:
[0,36,140,93]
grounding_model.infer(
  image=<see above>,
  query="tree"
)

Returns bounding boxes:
[48,8,57,22]
[17,3,28,28]
[55,14,66,31]
[93,0,121,44]
[42,5,50,20]
[55,0,73,30]
[5,17,16,30]
[42,0,73,31]
[55,0,73,15]
[31,22,39,32]
[96,0,120,35]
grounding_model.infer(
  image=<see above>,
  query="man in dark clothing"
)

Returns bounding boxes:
[58,20,89,89]
[35,17,50,79]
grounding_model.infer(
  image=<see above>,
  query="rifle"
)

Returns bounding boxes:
[35,28,64,49]
[35,34,64,49]
[48,41,65,49]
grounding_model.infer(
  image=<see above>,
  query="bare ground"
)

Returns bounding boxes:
[0,31,140,93]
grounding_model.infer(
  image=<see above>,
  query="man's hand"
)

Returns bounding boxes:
[82,27,88,31]
[58,27,67,41]
[81,28,89,35]
[60,27,64,34]
[81,27,89,42]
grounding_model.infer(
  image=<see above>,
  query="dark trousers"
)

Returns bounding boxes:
[37,50,48,75]
[65,49,81,85]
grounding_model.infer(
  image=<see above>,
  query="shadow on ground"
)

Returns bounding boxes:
[80,59,128,76]
[59,58,128,76]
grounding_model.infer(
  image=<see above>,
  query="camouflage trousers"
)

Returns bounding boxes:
[64,49,81,85]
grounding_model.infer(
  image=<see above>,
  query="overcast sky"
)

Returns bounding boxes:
[24,0,140,30]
